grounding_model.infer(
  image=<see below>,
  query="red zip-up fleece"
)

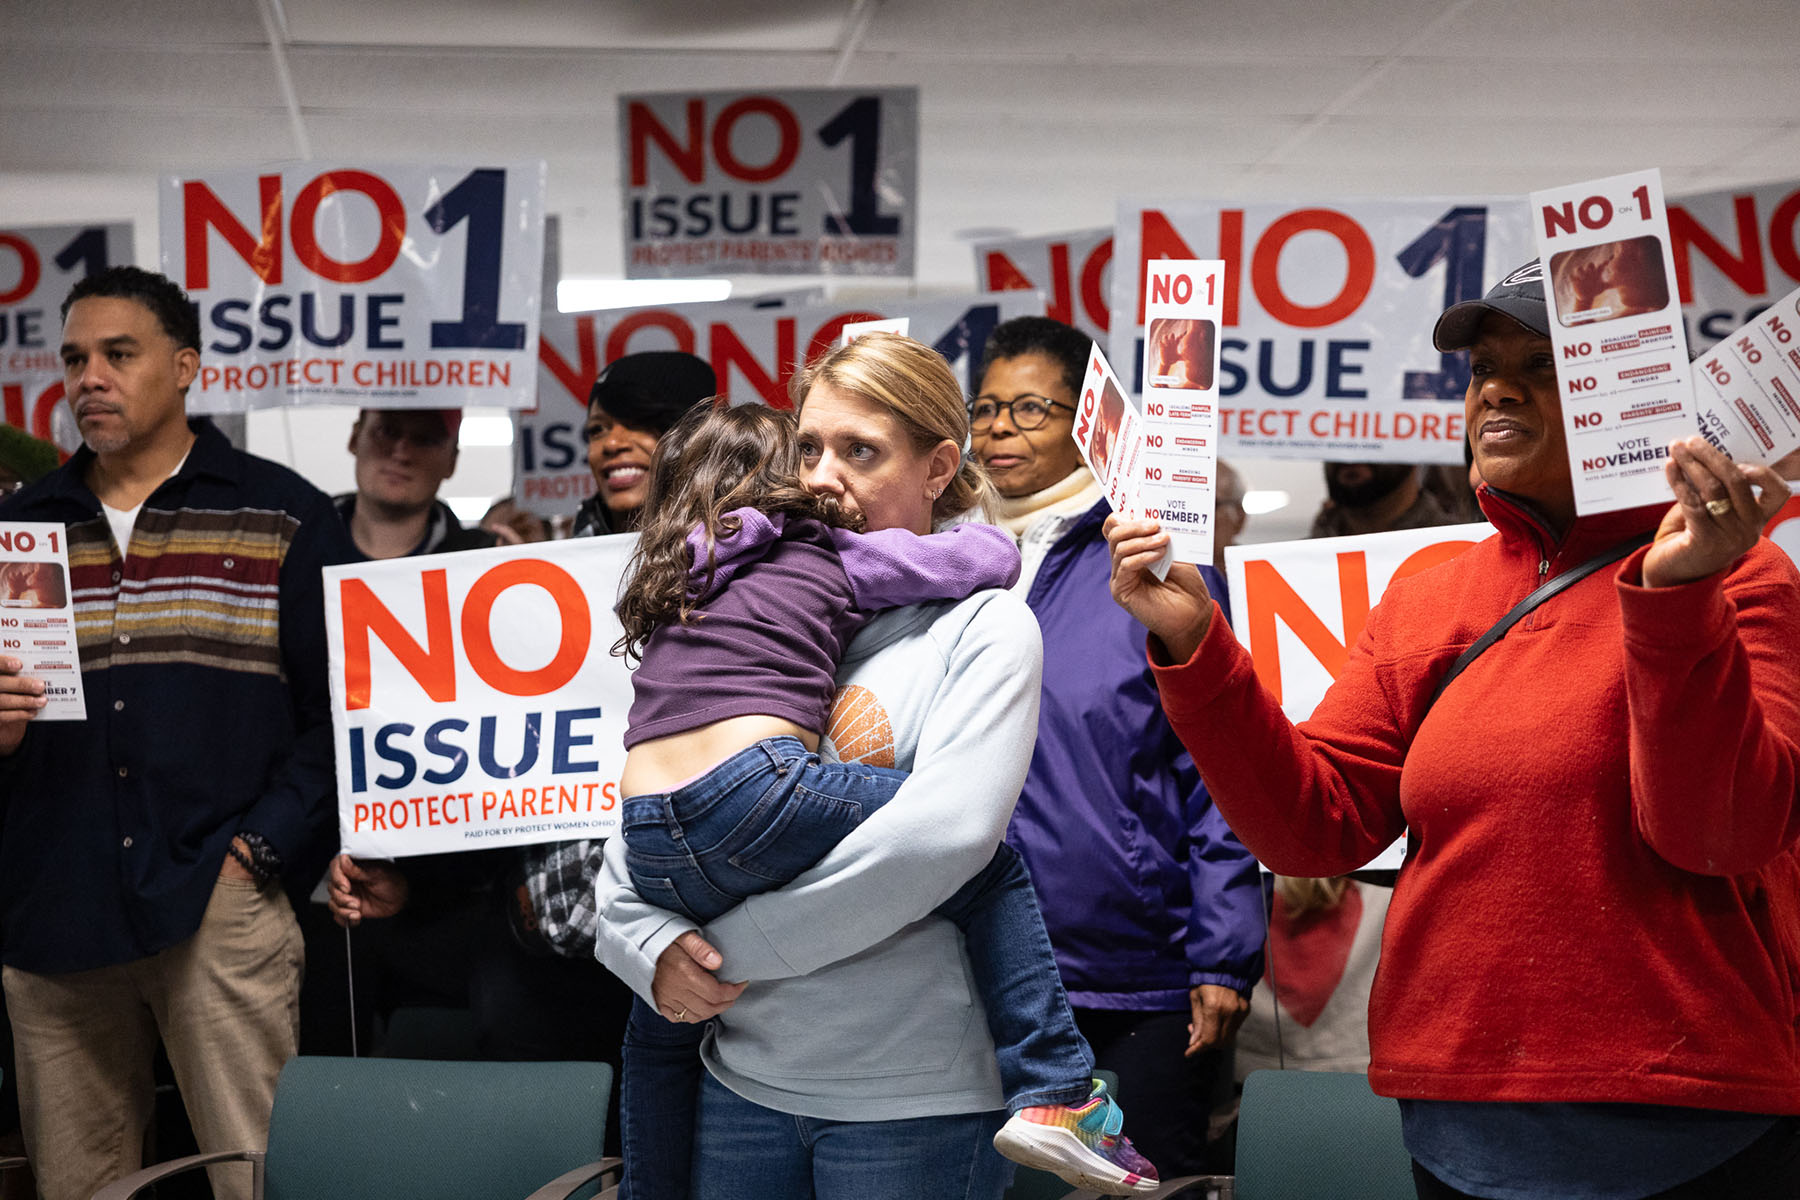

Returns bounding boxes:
[1152,486,1800,1113]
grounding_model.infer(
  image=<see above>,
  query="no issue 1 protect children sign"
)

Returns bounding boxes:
[161,161,547,412]
[1532,168,1694,516]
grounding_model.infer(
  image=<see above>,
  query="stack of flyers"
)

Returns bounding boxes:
[1531,168,1694,516]
[1692,282,1800,466]
[0,521,86,721]
[1138,260,1223,566]
[1070,342,1169,577]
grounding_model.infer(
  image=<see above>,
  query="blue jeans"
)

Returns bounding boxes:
[690,1070,1013,1200]
[619,736,1091,1200]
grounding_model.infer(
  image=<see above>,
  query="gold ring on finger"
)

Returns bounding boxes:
[675,1007,688,1021]
[1705,498,1732,517]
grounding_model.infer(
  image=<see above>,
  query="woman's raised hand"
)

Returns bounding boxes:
[1104,514,1215,663]
[1643,437,1789,589]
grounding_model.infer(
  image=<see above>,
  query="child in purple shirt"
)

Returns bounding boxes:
[610,402,1158,1198]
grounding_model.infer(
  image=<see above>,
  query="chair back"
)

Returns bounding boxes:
[262,1056,611,1200]
[1234,1069,1411,1200]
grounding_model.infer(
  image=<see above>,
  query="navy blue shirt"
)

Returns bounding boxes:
[0,419,355,973]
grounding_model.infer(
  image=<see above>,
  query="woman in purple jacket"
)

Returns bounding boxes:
[971,317,1265,1175]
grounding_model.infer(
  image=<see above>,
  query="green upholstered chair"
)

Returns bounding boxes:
[1231,1069,1413,1200]
[93,1056,618,1200]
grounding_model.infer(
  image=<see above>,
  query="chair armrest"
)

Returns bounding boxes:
[1135,1175,1231,1200]
[524,1156,624,1200]
[91,1149,264,1200]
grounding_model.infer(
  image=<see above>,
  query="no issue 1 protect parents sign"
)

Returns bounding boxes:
[621,88,918,278]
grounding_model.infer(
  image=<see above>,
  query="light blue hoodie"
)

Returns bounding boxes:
[593,588,1043,1120]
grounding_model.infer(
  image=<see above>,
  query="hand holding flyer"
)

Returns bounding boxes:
[1531,169,1694,515]
[0,522,86,721]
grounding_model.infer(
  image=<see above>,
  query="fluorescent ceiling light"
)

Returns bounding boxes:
[445,496,497,524]
[558,278,732,313]
[1242,489,1291,516]
[458,415,515,447]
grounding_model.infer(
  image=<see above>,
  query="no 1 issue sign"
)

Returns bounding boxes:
[161,161,546,412]
[622,88,918,278]
[1112,197,1532,463]
[324,535,634,858]
[1,222,133,453]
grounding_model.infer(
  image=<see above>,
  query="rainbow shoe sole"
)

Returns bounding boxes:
[992,1079,1159,1195]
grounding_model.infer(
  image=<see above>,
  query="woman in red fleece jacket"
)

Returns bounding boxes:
[1107,261,1800,1200]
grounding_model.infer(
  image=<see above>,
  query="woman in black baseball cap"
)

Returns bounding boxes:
[1110,261,1800,1199]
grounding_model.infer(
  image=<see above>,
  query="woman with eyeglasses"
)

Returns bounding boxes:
[969,316,1263,1177]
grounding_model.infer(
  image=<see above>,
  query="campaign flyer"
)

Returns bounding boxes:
[0,522,85,721]
[1531,169,1694,515]
[1071,343,1170,577]
[1139,259,1223,566]
[1692,282,1800,465]
[1072,343,1145,516]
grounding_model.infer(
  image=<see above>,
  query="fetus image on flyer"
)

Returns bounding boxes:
[1148,318,1215,390]
[1088,377,1127,477]
[0,561,67,609]
[1549,236,1669,327]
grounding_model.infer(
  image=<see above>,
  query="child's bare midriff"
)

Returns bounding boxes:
[621,713,821,798]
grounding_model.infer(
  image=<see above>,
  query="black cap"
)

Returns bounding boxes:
[1432,260,1549,352]
[588,351,718,435]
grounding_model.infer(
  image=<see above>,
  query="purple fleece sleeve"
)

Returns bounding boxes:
[828,521,1021,612]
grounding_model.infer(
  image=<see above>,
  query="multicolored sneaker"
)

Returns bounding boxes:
[992,1078,1160,1195]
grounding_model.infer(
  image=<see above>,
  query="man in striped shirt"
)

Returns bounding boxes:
[0,266,354,1200]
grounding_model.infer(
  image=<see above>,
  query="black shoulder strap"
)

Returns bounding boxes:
[1422,531,1654,714]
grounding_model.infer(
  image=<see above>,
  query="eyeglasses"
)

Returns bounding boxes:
[968,396,1076,433]
[364,421,451,453]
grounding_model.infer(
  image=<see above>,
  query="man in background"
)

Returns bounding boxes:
[336,408,494,559]
[1309,461,1457,538]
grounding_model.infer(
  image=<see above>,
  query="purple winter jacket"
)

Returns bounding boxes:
[1004,499,1263,1008]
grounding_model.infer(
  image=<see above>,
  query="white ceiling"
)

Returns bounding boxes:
[4,0,1795,539]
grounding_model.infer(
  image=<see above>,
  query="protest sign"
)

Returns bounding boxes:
[160,162,546,412]
[975,228,1113,340]
[324,536,633,857]
[621,88,918,278]
[1670,178,1800,352]
[517,292,1044,518]
[0,521,85,720]
[1139,260,1223,565]
[1224,523,1489,872]
[1532,170,1692,516]
[1,222,134,453]
[1692,281,1800,464]
[1111,196,1532,462]
[1764,487,1800,570]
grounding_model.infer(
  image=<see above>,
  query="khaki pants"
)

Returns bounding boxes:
[3,875,303,1200]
